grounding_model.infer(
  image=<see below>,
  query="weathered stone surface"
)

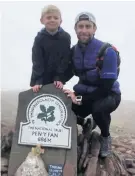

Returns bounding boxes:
[1,158,8,175]
[1,88,135,176]
[84,156,98,176]
[8,84,77,176]
[125,159,135,168]
[77,129,134,176]
[1,123,135,176]
[117,147,127,153]
[127,168,135,175]
[1,123,14,159]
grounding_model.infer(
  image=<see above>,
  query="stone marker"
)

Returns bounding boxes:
[8,84,77,176]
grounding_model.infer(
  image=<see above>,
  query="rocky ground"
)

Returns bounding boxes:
[77,125,135,176]
[1,124,135,176]
[110,126,135,160]
[1,91,135,175]
[109,126,135,175]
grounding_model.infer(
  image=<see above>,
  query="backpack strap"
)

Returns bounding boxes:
[96,42,121,75]
[97,42,112,58]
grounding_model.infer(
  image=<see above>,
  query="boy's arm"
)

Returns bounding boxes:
[54,34,72,83]
[30,37,44,87]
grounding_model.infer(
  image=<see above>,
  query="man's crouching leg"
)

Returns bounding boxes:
[92,112,112,157]
[92,94,121,157]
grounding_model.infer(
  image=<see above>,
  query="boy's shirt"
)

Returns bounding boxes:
[30,27,71,87]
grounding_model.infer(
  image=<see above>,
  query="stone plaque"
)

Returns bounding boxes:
[18,94,71,148]
[8,84,77,176]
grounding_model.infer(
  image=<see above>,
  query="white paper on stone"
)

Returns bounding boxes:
[18,94,72,149]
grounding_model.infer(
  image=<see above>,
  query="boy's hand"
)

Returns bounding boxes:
[32,85,42,92]
[54,81,63,89]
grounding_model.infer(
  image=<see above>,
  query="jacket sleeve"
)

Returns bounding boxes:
[30,36,44,87]
[100,47,118,79]
[81,48,118,101]
[54,34,71,83]
[63,46,76,82]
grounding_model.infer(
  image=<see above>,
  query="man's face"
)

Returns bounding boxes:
[75,20,97,43]
[40,12,62,32]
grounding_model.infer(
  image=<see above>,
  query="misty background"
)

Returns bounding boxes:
[1,1,135,101]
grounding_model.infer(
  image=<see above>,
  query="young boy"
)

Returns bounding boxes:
[30,5,71,92]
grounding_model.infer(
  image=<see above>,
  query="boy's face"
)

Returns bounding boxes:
[75,20,96,43]
[41,12,62,31]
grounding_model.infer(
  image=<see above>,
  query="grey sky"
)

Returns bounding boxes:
[0,1,135,100]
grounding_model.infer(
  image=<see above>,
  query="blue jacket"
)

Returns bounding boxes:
[72,37,121,98]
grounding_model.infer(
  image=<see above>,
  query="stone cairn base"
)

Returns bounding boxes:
[1,122,135,176]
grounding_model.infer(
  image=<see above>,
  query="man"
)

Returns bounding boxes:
[64,12,121,157]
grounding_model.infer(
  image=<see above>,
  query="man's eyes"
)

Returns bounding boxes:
[79,25,92,28]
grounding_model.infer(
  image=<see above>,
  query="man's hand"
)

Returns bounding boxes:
[32,85,42,92]
[63,89,81,105]
[54,81,63,89]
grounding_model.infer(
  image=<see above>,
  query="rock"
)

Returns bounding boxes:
[84,156,98,176]
[126,150,133,155]
[1,158,8,176]
[125,159,134,168]
[8,85,77,176]
[1,157,8,169]
[130,140,135,145]
[123,139,130,144]
[77,129,130,176]
[132,164,135,169]
[100,170,108,176]
[104,157,115,174]
[125,154,134,159]
[1,124,14,176]
[1,157,8,166]
[1,124,14,158]
[14,147,48,176]
[2,90,135,176]
[112,143,131,150]
[127,168,135,175]
[89,131,101,157]
[131,153,135,158]
[112,146,115,150]
[117,147,127,153]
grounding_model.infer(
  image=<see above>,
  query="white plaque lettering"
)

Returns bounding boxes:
[18,94,71,149]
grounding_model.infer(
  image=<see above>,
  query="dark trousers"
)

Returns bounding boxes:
[72,93,121,137]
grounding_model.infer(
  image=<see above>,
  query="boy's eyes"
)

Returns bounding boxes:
[46,16,59,20]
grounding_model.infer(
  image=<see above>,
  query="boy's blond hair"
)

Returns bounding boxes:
[41,5,61,18]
